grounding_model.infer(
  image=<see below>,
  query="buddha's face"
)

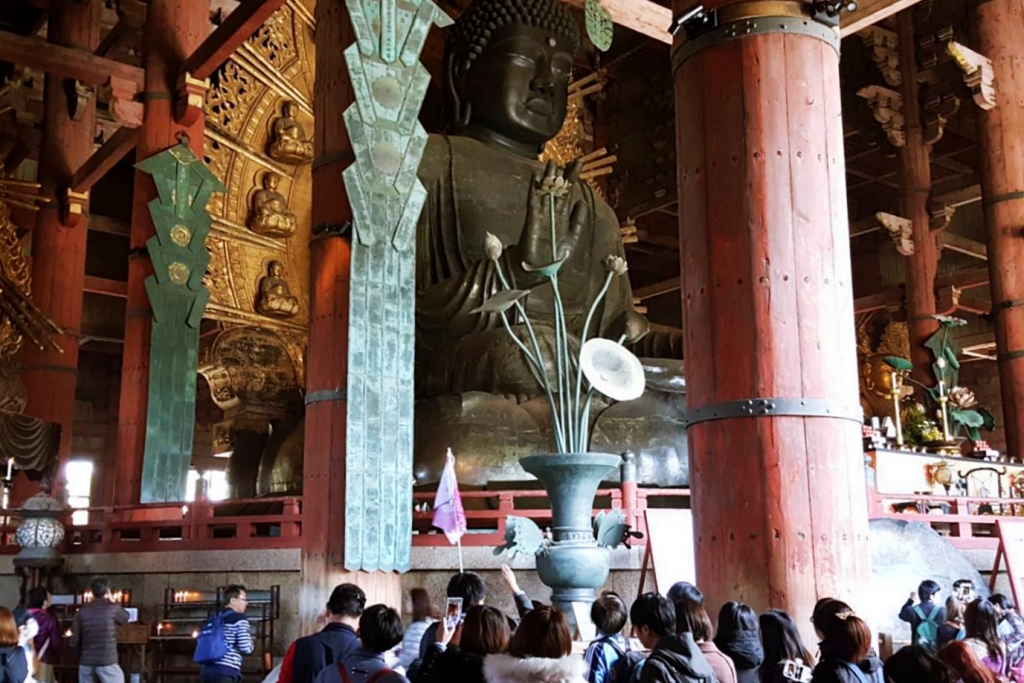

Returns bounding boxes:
[265,173,280,190]
[457,23,573,146]
[269,262,283,277]
[283,102,296,117]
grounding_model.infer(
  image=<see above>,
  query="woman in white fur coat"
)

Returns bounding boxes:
[484,606,588,683]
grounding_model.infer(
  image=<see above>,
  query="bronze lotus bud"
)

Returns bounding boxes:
[949,386,978,409]
[483,232,504,261]
[602,255,628,277]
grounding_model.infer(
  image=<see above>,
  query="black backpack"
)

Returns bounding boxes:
[602,637,646,683]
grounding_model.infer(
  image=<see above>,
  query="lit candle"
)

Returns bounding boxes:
[64,630,72,638]
[5,458,12,480]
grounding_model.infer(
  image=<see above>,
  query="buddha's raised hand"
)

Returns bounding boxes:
[516,158,589,281]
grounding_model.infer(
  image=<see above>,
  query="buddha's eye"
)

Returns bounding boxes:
[507,54,537,67]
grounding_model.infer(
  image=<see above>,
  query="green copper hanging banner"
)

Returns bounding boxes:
[136,138,225,503]
[342,0,451,572]
[585,0,613,51]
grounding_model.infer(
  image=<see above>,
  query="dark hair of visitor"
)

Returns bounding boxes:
[946,596,965,625]
[884,644,954,683]
[0,608,18,648]
[359,604,405,652]
[937,640,1001,683]
[964,598,1003,661]
[89,578,110,597]
[460,605,510,657]
[666,581,703,607]
[717,601,759,635]
[811,598,871,663]
[759,610,813,683]
[509,605,572,659]
[673,597,713,642]
[591,591,628,636]
[447,571,487,605]
[328,583,366,617]
[989,593,1016,612]
[26,587,48,610]
[223,584,247,603]
[630,592,676,639]
[410,587,434,622]
[919,580,941,601]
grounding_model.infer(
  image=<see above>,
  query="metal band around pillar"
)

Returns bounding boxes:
[684,397,863,428]
[672,15,840,73]
[304,389,347,405]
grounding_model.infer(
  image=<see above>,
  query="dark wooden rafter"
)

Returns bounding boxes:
[182,0,290,81]
[84,275,128,298]
[70,126,140,193]
[0,29,144,93]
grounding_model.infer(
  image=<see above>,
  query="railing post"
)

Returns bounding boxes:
[621,452,639,530]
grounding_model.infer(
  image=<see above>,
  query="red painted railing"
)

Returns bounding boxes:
[869,488,1024,550]
[411,486,691,547]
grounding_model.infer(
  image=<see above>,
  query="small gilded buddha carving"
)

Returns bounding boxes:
[255,260,300,318]
[249,172,297,238]
[268,101,313,165]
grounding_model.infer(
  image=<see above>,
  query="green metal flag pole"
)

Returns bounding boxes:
[136,136,225,503]
[341,0,451,572]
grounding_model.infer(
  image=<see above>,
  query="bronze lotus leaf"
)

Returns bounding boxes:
[470,289,531,315]
[949,386,978,409]
[521,255,568,277]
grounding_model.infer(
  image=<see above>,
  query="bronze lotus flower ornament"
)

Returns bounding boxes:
[949,386,978,409]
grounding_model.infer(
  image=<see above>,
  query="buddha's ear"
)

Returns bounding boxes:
[446,52,472,128]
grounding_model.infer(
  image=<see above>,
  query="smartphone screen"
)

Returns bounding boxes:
[445,597,463,630]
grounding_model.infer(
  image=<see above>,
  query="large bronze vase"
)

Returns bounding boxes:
[520,453,620,612]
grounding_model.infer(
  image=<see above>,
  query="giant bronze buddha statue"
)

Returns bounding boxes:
[413,0,688,485]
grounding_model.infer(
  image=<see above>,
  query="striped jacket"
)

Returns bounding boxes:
[200,610,255,679]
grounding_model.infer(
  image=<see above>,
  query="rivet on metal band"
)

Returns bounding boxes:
[684,397,863,428]
[982,190,1024,207]
[997,298,1024,310]
[672,15,840,73]
[997,350,1024,362]
[305,389,348,405]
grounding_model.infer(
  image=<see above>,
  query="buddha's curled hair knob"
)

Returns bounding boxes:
[448,0,581,67]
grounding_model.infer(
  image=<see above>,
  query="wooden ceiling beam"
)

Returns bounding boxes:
[841,0,922,36]
[633,276,681,300]
[0,29,144,94]
[938,232,988,261]
[935,266,989,290]
[84,275,128,298]
[70,126,140,194]
[561,0,671,44]
[183,0,290,81]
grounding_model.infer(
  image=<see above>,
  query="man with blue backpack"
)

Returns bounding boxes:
[195,585,255,683]
[898,580,947,652]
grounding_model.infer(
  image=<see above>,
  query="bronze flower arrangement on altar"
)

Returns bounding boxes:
[882,315,995,454]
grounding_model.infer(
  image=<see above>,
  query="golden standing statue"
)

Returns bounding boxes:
[267,101,314,165]
[255,260,300,318]
[249,172,298,238]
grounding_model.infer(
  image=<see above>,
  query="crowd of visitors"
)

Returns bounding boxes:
[5,572,1024,683]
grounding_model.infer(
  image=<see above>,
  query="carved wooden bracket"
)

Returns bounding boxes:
[923,93,961,146]
[620,218,638,245]
[918,26,954,70]
[857,86,906,148]
[175,72,209,127]
[106,75,143,127]
[937,284,991,316]
[929,203,956,231]
[947,41,997,110]
[876,212,914,256]
[59,189,88,228]
[859,26,901,86]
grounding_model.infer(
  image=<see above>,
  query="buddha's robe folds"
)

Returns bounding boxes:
[415,135,633,400]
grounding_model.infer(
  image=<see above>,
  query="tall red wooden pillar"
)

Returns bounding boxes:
[673,0,870,635]
[971,0,1024,462]
[18,0,101,504]
[897,9,939,385]
[302,0,401,630]
[113,0,206,504]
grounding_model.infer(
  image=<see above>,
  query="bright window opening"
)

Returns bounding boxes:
[184,470,230,503]
[65,460,94,526]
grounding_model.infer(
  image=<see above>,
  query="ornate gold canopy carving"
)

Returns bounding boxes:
[202,0,314,337]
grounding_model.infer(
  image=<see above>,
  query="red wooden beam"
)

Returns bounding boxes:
[84,275,128,298]
[182,0,290,81]
[71,127,140,193]
[0,29,144,94]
